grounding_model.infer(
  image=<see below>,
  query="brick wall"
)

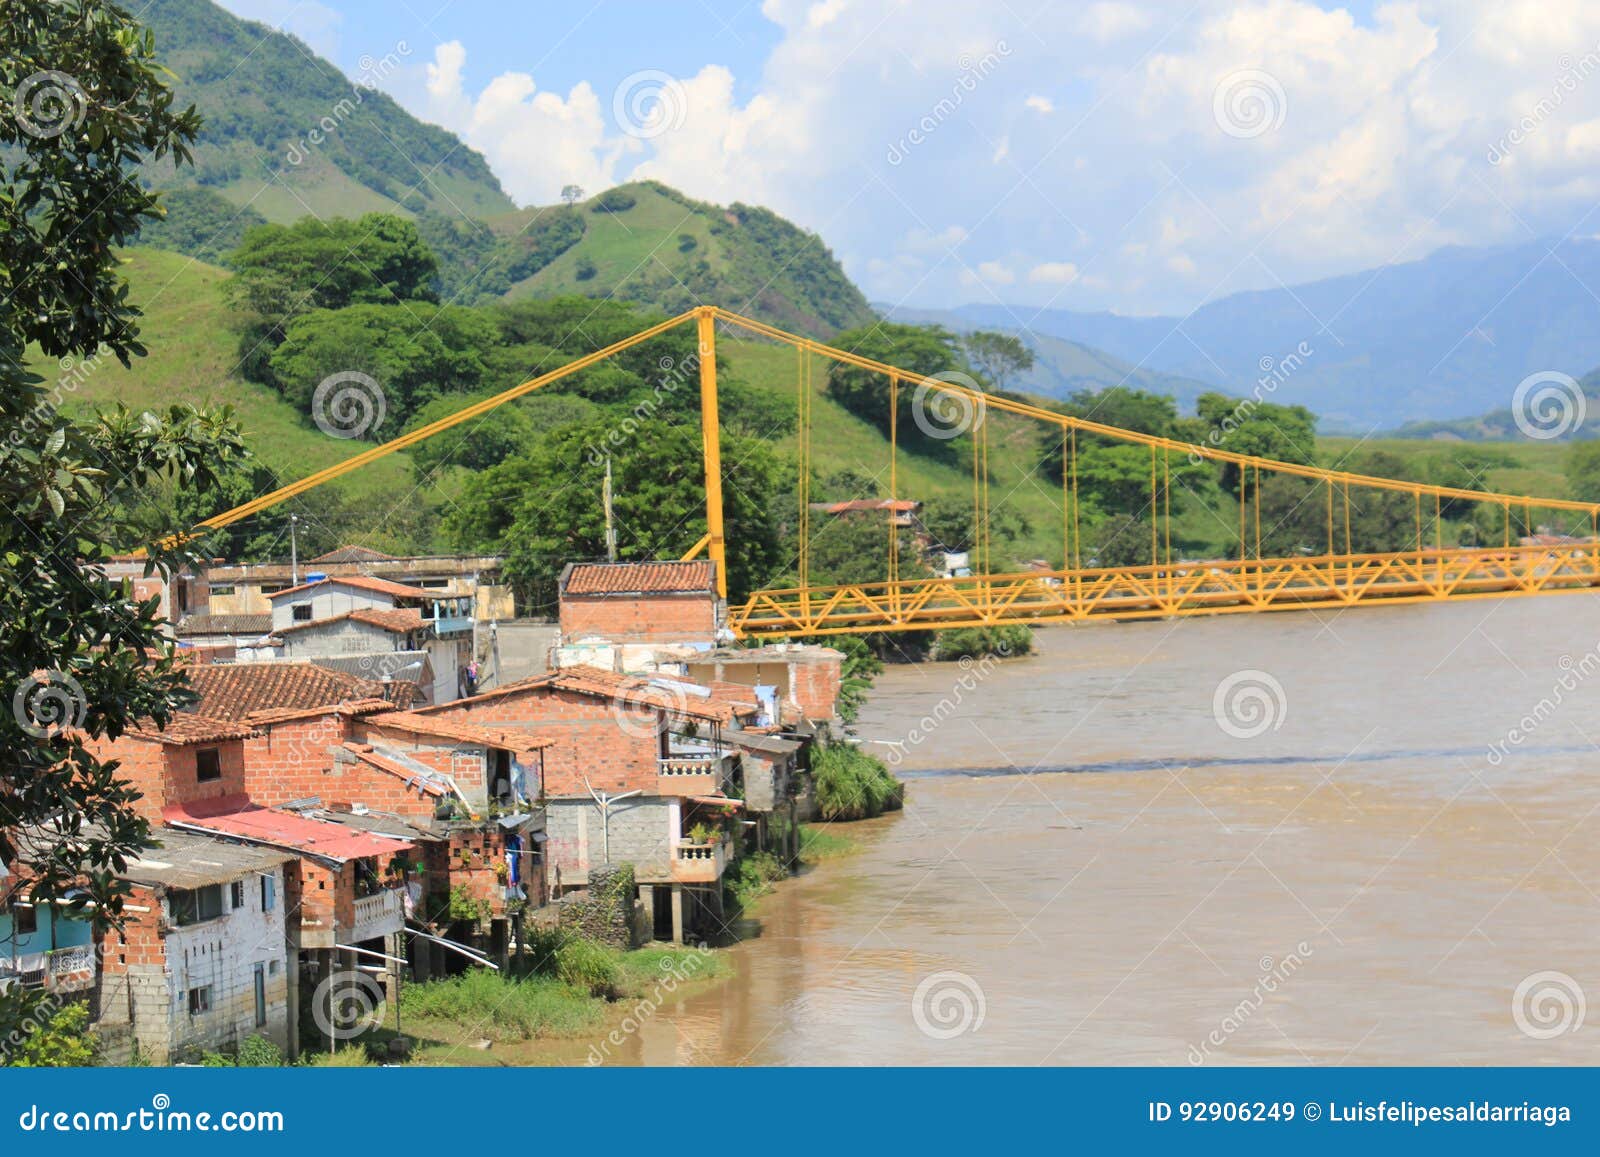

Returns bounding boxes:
[93,736,249,823]
[245,714,355,807]
[428,686,662,798]
[559,593,717,643]
[791,654,843,720]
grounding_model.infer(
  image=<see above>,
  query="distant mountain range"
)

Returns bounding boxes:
[939,238,1600,432]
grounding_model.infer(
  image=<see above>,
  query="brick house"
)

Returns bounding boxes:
[7,821,294,1065]
[408,664,760,942]
[556,560,723,649]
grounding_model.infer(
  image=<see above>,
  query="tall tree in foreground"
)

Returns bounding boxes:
[0,0,244,954]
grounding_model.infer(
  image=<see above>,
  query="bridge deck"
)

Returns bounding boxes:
[729,544,1600,636]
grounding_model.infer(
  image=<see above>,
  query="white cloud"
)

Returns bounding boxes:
[371,2,1600,313]
[1028,262,1080,284]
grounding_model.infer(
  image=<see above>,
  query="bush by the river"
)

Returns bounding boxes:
[931,624,1034,661]
[813,742,905,821]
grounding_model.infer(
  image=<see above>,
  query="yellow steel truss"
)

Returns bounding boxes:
[186,305,1600,637]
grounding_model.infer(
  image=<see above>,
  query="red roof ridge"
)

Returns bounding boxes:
[561,559,718,596]
[266,574,438,601]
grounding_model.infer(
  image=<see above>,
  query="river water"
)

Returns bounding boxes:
[592,597,1600,1065]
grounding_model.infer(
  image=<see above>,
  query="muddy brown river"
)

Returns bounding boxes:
[587,597,1600,1065]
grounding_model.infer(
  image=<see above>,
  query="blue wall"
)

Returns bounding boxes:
[1,906,93,960]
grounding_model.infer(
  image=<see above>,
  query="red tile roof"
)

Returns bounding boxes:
[266,574,437,601]
[420,664,758,725]
[273,608,427,636]
[164,796,415,862]
[561,560,717,596]
[362,712,554,754]
[126,713,256,745]
[188,663,411,720]
[812,499,921,514]
[245,698,396,726]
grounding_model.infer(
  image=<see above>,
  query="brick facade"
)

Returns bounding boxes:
[559,592,718,644]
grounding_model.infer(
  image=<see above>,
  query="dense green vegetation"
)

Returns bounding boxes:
[139,0,512,220]
[812,741,905,821]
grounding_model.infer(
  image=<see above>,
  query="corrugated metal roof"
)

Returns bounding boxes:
[174,614,272,637]
[164,796,415,863]
[561,560,717,595]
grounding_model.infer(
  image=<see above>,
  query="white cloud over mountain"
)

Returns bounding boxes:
[395,1,1600,315]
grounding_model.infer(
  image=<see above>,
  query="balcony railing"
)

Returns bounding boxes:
[658,751,733,796]
[671,834,730,883]
[0,945,97,992]
[346,888,406,942]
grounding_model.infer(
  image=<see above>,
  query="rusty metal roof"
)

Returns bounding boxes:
[164,796,416,863]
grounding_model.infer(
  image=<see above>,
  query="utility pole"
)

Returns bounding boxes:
[603,456,618,563]
[289,514,300,584]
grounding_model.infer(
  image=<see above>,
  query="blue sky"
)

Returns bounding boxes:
[220,1,1600,317]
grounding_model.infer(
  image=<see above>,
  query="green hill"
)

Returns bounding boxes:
[140,0,513,222]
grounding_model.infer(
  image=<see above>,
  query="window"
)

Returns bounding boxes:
[210,584,235,597]
[188,986,211,1015]
[195,747,222,783]
[261,584,286,596]
[230,880,246,909]
[253,965,267,1027]
[172,884,223,926]
[292,604,313,622]
[260,874,276,912]
[14,905,37,936]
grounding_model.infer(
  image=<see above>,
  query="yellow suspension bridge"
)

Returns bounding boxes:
[190,306,1600,638]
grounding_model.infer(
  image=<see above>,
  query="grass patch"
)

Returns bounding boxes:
[724,850,790,910]
[797,823,859,860]
[398,968,608,1041]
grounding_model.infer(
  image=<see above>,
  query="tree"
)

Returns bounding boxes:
[0,0,245,940]
[825,323,967,450]
[448,418,787,611]
[1193,391,1317,493]
[227,214,439,382]
[1568,441,1600,505]
[961,331,1035,392]
[561,184,585,206]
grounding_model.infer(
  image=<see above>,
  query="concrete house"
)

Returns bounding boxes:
[205,545,513,620]
[258,575,473,705]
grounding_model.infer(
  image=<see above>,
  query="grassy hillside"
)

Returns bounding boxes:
[29,249,416,536]
[142,0,513,222]
[490,182,876,337]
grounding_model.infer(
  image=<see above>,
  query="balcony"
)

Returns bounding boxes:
[657,751,733,797]
[432,614,474,637]
[671,834,730,884]
[0,945,97,993]
[345,887,405,944]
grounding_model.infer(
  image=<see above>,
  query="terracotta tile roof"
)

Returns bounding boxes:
[273,608,428,636]
[310,545,398,563]
[126,713,257,745]
[561,560,717,596]
[188,663,408,720]
[174,614,272,637]
[245,698,396,726]
[266,574,437,601]
[423,664,758,724]
[164,796,415,863]
[363,711,554,754]
[812,498,921,514]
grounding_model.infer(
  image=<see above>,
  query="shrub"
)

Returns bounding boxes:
[555,937,621,998]
[591,189,637,213]
[574,257,598,281]
[931,624,1033,661]
[237,1035,286,1067]
[812,741,905,821]
[3,1000,96,1067]
[724,850,788,909]
[399,969,606,1040]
